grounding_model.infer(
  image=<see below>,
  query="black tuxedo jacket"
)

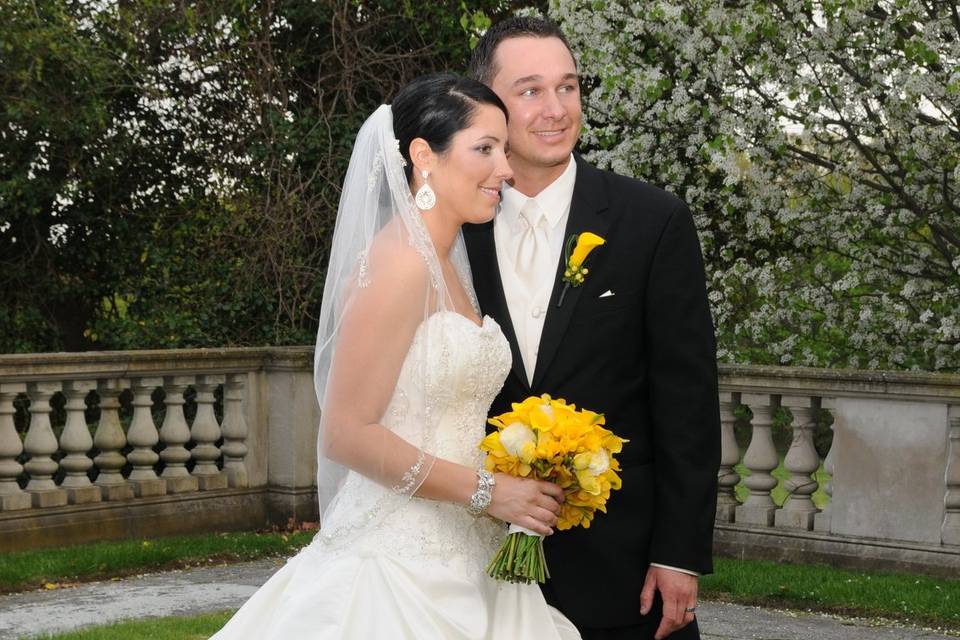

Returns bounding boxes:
[463,155,721,629]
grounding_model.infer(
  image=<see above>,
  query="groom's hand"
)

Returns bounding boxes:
[640,565,698,640]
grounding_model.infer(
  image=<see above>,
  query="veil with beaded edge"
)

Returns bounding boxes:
[312,104,480,542]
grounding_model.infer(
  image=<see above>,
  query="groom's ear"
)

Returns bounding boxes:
[408,138,435,176]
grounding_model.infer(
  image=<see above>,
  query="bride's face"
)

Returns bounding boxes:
[427,103,512,225]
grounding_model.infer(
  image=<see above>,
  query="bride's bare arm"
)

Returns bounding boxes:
[320,241,561,534]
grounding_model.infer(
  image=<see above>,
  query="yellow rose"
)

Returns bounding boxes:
[575,469,602,495]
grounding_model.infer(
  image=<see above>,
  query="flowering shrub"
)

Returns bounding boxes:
[552,0,960,370]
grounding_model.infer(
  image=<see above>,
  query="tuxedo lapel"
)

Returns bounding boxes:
[530,157,611,391]
[462,221,530,391]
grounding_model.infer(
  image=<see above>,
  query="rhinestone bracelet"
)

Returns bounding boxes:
[467,469,496,516]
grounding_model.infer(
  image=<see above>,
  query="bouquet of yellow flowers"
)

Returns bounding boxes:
[479,394,627,583]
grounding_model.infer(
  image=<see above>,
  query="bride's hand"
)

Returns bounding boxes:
[486,474,564,536]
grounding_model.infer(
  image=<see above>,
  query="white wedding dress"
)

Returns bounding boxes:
[211,311,580,639]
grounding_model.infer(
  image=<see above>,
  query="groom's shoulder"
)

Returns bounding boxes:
[578,156,687,215]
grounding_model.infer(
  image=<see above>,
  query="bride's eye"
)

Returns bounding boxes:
[475,144,493,155]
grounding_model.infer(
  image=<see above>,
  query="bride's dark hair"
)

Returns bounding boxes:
[391,73,508,183]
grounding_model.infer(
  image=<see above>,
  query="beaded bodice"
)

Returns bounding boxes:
[310,311,512,569]
[386,312,511,467]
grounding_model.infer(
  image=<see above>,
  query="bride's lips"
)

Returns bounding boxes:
[479,186,501,201]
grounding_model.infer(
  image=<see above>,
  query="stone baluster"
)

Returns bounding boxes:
[160,376,198,493]
[715,391,740,522]
[60,380,101,504]
[0,383,31,511]
[127,377,167,497]
[775,395,820,530]
[221,373,250,488]
[814,398,836,532]
[735,393,779,526]
[93,379,134,500]
[943,405,960,545]
[191,375,227,490]
[23,381,67,507]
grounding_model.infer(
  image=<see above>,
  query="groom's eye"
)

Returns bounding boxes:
[520,87,539,97]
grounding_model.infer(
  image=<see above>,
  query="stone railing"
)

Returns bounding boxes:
[0,347,319,551]
[2,348,959,575]
[714,364,960,576]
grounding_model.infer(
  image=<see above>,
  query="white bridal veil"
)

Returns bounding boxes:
[312,104,479,541]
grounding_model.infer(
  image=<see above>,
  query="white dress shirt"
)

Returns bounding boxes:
[494,155,577,385]
[493,155,698,579]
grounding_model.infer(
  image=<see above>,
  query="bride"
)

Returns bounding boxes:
[210,73,580,639]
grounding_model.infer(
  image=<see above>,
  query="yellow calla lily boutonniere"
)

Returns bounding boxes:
[557,232,606,307]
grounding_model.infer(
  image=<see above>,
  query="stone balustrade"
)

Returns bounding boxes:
[715,364,960,576]
[1,364,248,510]
[2,348,959,575]
[0,347,319,551]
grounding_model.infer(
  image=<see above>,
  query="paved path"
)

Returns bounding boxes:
[0,559,956,639]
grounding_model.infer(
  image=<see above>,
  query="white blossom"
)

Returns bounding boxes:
[552,0,960,370]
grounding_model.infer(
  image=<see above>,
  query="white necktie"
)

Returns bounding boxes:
[515,199,551,294]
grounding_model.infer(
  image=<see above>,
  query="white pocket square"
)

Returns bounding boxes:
[599,290,615,298]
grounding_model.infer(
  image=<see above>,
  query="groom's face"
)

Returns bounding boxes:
[489,36,582,178]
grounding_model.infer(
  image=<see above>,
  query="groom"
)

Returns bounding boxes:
[464,17,721,640]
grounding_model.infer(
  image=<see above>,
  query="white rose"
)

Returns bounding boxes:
[500,422,536,458]
[588,449,610,475]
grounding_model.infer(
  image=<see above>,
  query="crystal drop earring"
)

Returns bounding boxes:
[414,169,436,210]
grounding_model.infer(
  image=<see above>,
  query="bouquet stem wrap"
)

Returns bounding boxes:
[486,524,547,584]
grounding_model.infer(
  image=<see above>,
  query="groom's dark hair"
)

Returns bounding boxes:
[468,16,576,86]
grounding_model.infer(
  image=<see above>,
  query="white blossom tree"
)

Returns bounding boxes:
[552,0,960,370]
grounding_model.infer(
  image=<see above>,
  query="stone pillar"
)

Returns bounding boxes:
[734,393,779,526]
[826,397,947,542]
[265,364,321,523]
[160,376,198,493]
[191,375,227,490]
[127,377,166,497]
[221,373,250,488]
[775,395,820,530]
[943,405,960,545]
[24,381,67,507]
[0,383,31,511]
[60,380,101,504]
[715,391,740,522]
[93,379,134,501]
[814,399,836,533]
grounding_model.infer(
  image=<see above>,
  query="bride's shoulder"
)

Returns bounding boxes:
[363,223,430,289]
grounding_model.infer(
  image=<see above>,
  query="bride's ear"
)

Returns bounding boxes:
[408,138,435,182]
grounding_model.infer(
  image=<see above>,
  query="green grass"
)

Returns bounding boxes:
[703,556,960,632]
[36,611,233,640]
[0,530,314,594]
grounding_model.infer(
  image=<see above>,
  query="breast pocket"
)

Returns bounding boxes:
[574,288,640,315]
[565,288,642,367]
